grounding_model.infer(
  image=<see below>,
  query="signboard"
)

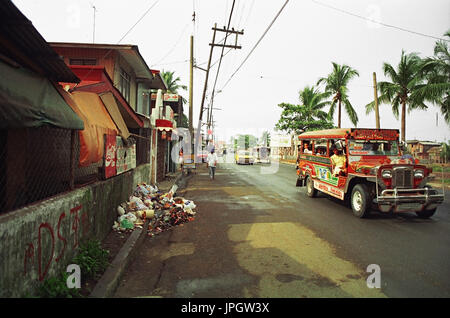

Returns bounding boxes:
[313,180,344,200]
[271,135,292,147]
[103,134,117,179]
[164,94,179,102]
[352,129,398,140]
[116,137,136,174]
[151,93,179,102]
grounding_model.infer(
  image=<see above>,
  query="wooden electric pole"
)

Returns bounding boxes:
[198,24,218,123]
[189,35,194,159]
[373,72,380,129]
[205,25,243,128]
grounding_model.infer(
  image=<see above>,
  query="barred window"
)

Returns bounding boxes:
[119,69,131,102]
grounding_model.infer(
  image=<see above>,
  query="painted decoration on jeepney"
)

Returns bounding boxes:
[314,165,338,186]
[103,134,117,179]
[116,137,136,174]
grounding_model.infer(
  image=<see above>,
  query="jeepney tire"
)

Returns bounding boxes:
[351,184,371,218]
[306,176,317,198]
[416,208,436,219]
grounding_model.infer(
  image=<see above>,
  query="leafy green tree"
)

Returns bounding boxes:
[317,62,360,127]
[161,70,187,103]
[441,141,450,162]
[366,50,429,142]
[275,85,334,133]
[420,30,450,125]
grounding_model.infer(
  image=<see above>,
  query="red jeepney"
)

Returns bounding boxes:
[296,128,444,218]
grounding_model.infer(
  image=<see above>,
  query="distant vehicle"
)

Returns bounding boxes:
[296,128,444,218]
[235,150,254,165]
[253,146,271,163]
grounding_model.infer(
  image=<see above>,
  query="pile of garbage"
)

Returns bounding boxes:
[112,183,197,237]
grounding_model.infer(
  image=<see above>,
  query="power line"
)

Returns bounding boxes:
[208,0,237,127]
[117,0,160,44]
[311,0,449,42]
[220,0,290,91]
[151,22,190,67]
[73,0,160,87]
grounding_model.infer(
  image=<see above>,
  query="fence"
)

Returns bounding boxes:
[0,126,152,215]
[0,127,72,214]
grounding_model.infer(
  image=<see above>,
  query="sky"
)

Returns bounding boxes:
[12,0,450,143]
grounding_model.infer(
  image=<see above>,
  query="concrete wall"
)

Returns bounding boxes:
[0,163,150,297]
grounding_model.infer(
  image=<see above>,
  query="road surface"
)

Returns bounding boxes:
[114,157,450,298]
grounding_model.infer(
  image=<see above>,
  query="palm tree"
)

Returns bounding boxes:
[275,85,334,133]
[317,62,360,128]
[420,30,450,124]
[366,50,429,142]
[161,70,187,103]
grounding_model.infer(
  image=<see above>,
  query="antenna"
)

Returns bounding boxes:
[92,5,97,43]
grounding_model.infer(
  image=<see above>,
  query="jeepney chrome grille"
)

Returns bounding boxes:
[392,167,413,188]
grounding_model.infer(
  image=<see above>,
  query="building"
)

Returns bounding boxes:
[406,140,443,163]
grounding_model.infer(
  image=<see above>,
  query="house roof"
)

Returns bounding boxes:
[0,0,79,83]
[48,42,154,80]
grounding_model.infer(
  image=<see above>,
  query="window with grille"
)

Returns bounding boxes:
[119,69,131,102]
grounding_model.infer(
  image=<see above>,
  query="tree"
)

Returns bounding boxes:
[161,70,187,103]
[366,50,429,142]
[317,62,360,127]
[275,85,334,133]
[441,141,450,163]
[420,30,450,125]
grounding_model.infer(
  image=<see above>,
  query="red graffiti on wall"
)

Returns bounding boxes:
[55,212,66,263]
[23,204,89,281]
[38,223,54,281]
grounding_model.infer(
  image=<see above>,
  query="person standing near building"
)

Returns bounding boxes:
[207,149,218,180]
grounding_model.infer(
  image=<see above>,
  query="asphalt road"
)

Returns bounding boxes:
[227,158,450,298]
[114,156,450,298]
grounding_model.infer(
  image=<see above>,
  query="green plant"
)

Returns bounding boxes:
[72,239,110,280]
[37,272,82,298]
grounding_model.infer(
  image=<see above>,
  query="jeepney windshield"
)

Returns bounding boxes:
[348,140,399,156]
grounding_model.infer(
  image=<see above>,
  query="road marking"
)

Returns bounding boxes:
[228,222,387,298]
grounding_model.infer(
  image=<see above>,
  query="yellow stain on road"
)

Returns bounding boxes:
[229,222,387,298]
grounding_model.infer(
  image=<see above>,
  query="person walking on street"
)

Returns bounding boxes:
[207,149,218,180]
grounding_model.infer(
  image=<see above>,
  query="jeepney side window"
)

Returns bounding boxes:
[314,139,327,156]
[302,141,312,154]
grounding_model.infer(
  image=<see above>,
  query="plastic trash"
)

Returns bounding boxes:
[120,219,134,229]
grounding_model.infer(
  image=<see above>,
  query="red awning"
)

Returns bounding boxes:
[60,65,144,129]
[155,119,173,131]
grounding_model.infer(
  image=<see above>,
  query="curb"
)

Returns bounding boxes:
[89,173,189,298]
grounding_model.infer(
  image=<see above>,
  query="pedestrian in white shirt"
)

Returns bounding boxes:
[207,149,218,180]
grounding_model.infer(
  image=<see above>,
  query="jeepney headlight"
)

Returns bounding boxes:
[381,169,392,178]
[414,169,424,179]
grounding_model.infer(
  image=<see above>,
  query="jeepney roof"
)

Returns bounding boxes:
[298,128,400,140]
[298,128,350,139]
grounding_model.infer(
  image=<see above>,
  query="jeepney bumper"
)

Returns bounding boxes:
[376,187,444,213]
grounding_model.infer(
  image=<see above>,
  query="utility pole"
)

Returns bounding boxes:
[198,23,217,123]
[189,35,194,164]
[373,72,380,129]
[206,25,243,128]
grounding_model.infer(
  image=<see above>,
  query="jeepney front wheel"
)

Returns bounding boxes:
[351,184,371,218]
[416,208,436,219]
[306,176,317,198]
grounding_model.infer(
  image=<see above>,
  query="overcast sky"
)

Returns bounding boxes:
[12,0,450,143]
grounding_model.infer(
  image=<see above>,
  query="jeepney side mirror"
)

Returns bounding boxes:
[400,141,407,152]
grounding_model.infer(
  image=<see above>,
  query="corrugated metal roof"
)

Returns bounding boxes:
[0,0,79,83]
